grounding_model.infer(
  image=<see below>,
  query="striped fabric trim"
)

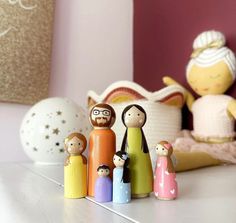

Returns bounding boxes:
[193,30,225,49]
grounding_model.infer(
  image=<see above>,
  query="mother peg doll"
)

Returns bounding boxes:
[121,104,153,198]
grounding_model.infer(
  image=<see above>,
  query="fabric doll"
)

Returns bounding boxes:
[163,30,236,170]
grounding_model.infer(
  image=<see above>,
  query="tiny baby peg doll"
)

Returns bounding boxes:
[94,165,112,203]
[154,141,178,200]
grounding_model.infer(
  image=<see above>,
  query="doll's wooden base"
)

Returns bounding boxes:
[132,193,149,198]
[156,196,175,201]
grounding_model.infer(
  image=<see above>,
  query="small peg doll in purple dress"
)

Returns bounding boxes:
[94,165,112,202]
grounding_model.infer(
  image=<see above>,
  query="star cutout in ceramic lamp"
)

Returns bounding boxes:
[45,124,50,129]
[45,135,50,139]
[33,147,38,151]
[52,128,60,135]
[56,111,62,116]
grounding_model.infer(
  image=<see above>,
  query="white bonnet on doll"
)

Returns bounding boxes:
[186,30,236,81]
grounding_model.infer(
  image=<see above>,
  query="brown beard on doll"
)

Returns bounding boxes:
[91,117,111,127]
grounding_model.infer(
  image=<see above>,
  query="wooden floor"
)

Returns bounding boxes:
[1,163,236,223]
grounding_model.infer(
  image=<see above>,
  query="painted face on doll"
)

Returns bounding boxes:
[66,136,85,155]
[187,61,234,96]
[113,154,125,167]
[90,103,115,128]
[97,167,110,177]
[124,106,146,128]
[155,143,169,156]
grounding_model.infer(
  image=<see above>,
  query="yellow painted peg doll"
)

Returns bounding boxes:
[64,132,87,198]
[163,30,236,170]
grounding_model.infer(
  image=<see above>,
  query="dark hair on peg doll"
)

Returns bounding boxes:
[121,104,149,153]
[97,165,110,172]
[114,151,130,183]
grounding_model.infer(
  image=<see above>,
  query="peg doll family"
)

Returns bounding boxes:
[64,103,178,202]
[64,29,236,201]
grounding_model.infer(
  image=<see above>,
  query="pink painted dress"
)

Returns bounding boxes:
[154,156,178,200]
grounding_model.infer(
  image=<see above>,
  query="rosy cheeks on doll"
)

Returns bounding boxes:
[155,144,168,156]
[98,168,110,177]
[187,62,234,95]
[67,137,84,155]
[67,147,83,154]
[139,119,143,123]
[113,155,125,167]
[124,106,145,128]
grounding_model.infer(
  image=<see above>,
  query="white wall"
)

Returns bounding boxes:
[0,0,133,162]
[50,0,133,105]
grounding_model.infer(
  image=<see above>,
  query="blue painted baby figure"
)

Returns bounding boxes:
[113,151,131,203]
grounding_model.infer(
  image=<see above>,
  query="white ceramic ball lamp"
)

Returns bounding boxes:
[20,97,90,164]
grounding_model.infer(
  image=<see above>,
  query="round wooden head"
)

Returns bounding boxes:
[156,141,174,173]
[89,103,116,128]
[122,104,147,128]
[64,132,87,155]
[155,141,173,157]
[97,165,110,177]
[113,151,130,168]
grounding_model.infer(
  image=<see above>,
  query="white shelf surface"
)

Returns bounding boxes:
[0,163,130,223]
[20,163,236,223]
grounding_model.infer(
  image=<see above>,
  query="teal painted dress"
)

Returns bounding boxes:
[126,128,153,196]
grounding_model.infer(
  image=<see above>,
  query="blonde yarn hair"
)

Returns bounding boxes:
[187,30,236,81]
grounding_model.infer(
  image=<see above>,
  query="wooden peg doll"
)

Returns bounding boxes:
[94,165,112,203]
[121,104,153,198]
[113,151,131,204]
[64,132,87,199]
[154,141,178,200]
[88,103,116,196]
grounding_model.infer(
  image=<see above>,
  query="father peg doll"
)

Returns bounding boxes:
[88,103,116,196]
